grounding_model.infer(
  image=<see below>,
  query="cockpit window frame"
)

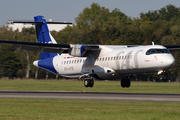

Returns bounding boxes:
[146,48,170,55]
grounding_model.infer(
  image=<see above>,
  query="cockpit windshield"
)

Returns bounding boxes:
[146,49,170,55]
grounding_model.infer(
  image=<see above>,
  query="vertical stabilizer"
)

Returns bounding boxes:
[34,15,57,59]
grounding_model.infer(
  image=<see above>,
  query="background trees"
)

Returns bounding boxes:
[0,3,180,81]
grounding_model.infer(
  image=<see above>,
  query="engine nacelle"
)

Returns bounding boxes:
[70,45,86,57]
[69,44,99,57]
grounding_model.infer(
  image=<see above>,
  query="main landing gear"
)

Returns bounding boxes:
[84,77,94,87]
[121,75,134,88]
[79,74,94,87]
[121,79,130,88]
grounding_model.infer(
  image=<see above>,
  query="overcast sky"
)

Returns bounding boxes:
[0,0,180,27]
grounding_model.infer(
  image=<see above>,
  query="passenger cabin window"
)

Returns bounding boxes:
[146,49,170,55]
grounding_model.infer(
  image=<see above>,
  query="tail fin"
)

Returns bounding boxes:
[34,15,57,59]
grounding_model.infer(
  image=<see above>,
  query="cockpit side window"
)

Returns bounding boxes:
[146,49,170,55]
[150,49,156,54]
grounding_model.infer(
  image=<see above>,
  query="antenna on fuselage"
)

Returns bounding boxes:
[152,42,154,45]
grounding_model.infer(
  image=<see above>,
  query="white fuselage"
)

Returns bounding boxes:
[34,45,175,80]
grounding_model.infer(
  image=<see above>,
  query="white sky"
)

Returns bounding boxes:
[0,0,180,27]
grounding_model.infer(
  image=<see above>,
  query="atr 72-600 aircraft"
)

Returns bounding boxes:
[0,15,179,88]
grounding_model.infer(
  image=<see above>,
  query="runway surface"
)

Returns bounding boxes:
[0,91,180,102]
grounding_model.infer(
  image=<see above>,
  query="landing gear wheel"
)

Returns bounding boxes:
[89,79,94,87]
[121,79,131,88]
[84,79,90,87]
[84,78,94,87]
[126,79,131,88]
[121,79,126,88]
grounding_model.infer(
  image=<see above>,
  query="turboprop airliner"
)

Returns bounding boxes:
[0,15,178,88]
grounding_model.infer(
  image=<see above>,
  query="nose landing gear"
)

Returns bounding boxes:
[160,70,168,81]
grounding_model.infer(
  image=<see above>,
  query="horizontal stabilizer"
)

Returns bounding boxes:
[6,21,73,24]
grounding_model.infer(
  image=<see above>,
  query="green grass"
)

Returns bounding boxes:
[0,80,180,120]
[0,98,179,120]
[0,79,180,94]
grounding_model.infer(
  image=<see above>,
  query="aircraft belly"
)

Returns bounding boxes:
[96,73,124,80]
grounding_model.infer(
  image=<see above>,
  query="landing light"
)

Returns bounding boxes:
[158,70,163,75]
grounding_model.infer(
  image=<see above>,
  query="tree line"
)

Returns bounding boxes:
[0,3,180,81]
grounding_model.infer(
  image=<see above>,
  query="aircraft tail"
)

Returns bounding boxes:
[34,16,57,59]
[8,15,72,75]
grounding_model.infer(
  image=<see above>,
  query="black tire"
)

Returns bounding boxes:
[84,79,89,87]
[89,79,94,87]
[121,79,126,88]
[126,79,131,88]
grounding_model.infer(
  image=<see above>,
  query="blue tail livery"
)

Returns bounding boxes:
[34,16,57,59]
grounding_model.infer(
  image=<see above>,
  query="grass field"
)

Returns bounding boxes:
[0,98,179,120]
[0,79,180,94]
[0,80,180,120]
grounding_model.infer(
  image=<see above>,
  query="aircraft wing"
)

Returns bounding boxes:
[0,40,70,54]
[164,45,180,52]
[0,40,100,57]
